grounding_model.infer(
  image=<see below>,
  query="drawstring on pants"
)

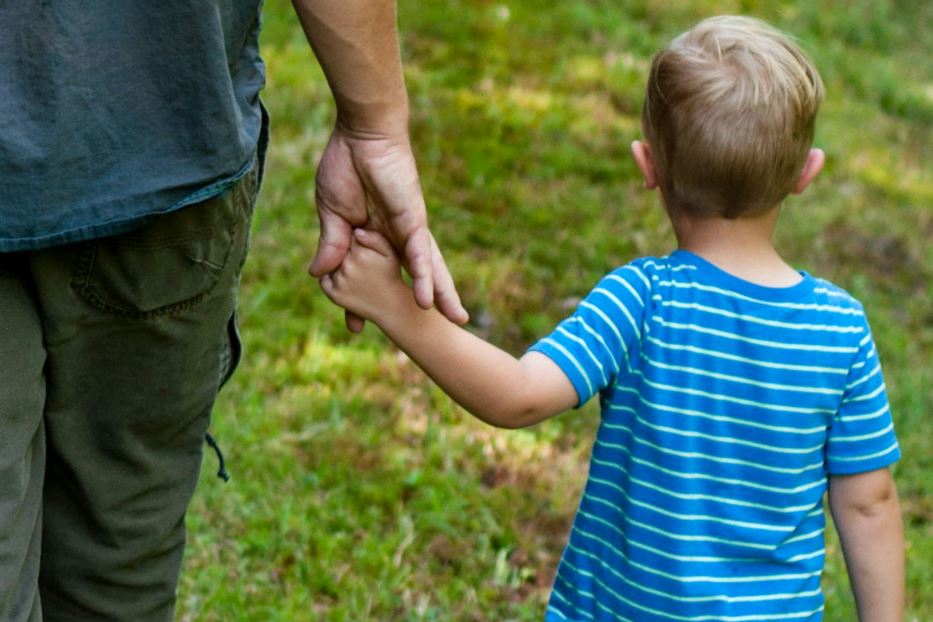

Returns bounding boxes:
[205,433,230,482]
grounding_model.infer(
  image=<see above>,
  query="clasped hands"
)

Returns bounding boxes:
[308,123,468,330]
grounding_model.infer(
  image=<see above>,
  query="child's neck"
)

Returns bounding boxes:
[671,208,802,288]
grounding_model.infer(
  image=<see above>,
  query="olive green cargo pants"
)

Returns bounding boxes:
[0,163,258,621]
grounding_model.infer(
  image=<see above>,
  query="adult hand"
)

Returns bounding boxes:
[308,123,469,332]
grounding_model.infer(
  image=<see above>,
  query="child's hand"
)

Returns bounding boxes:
[319,229,413,326]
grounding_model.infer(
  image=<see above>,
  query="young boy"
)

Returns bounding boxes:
[319,16,904,622]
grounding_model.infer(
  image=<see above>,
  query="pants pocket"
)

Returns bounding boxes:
[219,311,243,388]
[70,180,249,320]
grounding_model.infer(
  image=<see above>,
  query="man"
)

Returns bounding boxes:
[0,1,466,620]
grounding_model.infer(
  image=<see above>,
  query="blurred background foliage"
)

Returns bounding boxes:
[178,1,931,620]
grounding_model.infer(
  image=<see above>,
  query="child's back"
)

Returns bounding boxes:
[533,250,897,620]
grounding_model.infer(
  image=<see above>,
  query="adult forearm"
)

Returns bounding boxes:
[831,487,904,621]
[292,0,409,136]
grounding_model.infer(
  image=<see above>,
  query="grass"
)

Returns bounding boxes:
[177,1,932,620]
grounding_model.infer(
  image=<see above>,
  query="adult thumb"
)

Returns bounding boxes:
[309,209,353,276]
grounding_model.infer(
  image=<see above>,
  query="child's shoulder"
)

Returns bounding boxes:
[602,252,869,318]
[806,275,867,313]
[600,253,691,288]
[598,252,709,300]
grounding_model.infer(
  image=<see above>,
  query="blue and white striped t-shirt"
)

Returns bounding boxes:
[529,250,900,622]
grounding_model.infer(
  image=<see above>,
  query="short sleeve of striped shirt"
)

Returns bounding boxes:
[528,263,649,407]
[826,320,900,475]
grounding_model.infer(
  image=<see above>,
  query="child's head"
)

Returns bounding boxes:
[640,16,824,219]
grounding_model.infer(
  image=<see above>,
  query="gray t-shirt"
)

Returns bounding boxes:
[0,1,266,251]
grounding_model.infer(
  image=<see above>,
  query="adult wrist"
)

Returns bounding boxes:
[335,97,410,142]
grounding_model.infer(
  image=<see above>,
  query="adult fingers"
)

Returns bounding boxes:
[403,226,434,309]
[429,235,469,325]
[345,310,365,333]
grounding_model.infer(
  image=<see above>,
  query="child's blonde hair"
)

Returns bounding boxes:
[642,16,824,219]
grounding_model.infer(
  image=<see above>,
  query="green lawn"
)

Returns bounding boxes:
[177,1,932,620]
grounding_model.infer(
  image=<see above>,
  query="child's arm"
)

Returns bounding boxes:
[319,229,579,428]
[827,468,904,622]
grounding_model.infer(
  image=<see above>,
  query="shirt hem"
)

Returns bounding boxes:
[0,155,255,253]
[0,100,269,253]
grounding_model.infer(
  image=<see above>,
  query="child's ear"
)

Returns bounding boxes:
[791,148,825,194]
[631,140,659,190]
